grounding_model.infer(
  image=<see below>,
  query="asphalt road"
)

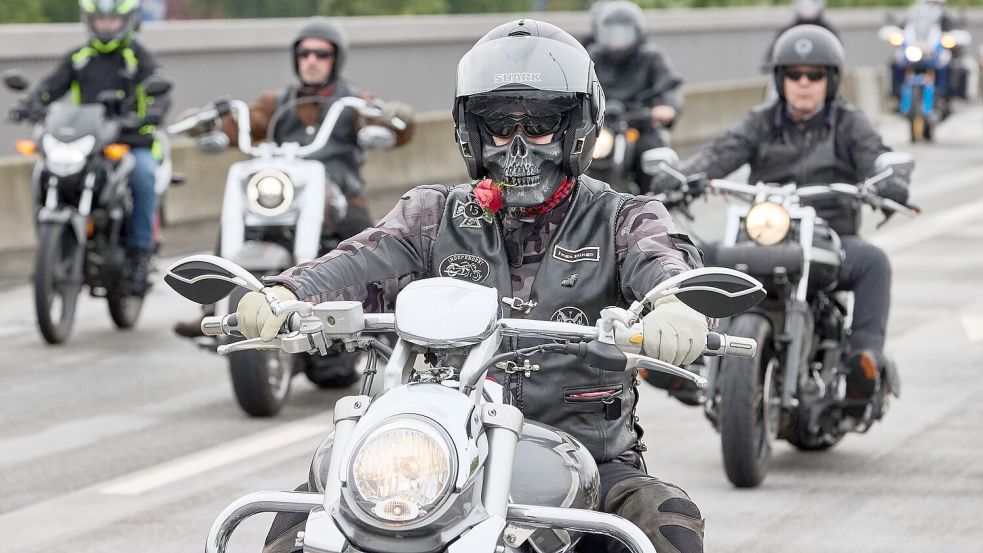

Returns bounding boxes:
[1,107,982,553]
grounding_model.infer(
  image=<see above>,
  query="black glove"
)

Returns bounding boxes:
[648,170,685,195]
[876,178,909,206]
[7,100,35,123]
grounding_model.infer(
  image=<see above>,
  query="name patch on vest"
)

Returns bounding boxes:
[438,254,490,283]
[552,245,600,263]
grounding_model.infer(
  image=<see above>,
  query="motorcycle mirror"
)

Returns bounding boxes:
[874,151,914,179]
[357,125,397,150]
[197,130,230,154]
[141,75,172,97]
[164,254,264,304]
[641,147,680,177]
[950,29,972,47]
[2,69,30,92]
[878,24,902,41]
[636,267,766,319]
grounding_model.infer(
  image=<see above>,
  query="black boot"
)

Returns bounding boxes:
[125,247,153,297]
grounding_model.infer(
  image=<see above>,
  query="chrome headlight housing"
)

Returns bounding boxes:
[745,201,791,246]
[593,128,614,159]
[348,417,456,527]
[245,169,294,217]
[905,45,924,63]
[42,134,94,177]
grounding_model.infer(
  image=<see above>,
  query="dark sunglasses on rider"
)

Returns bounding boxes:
[479,111,564,138]
[784,69,828,82]
[296,48,336,60]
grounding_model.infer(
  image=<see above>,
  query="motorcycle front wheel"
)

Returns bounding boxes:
[719,313,778,488]
[229,349,294,417]
[34,223,82,344]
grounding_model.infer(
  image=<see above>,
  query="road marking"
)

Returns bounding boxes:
[962,316,983,343]
[870,197,983,253]
[98,413,331,496]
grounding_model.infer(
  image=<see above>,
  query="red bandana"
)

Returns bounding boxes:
[515,178,576,218]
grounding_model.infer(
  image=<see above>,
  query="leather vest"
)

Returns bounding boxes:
[749,106,862,235]
[272,82,363,197]
[430,177,640,462]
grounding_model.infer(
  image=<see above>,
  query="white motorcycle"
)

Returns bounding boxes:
[167,97,404,417]
[165,255,765,553]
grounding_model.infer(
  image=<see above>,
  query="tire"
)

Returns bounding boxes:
[229,349,294,417]
[909,88,924,143]
[107,272,144,329]
[34,223,82,345]
[718,313,777,488]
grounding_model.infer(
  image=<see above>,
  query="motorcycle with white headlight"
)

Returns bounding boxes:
[163,255,764,553]
[167,96,406,417]
[3,69,176,344]
[644,148,919,488]
[879,10,974,142]
[586,99,667,194]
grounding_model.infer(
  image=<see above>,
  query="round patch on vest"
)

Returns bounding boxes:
[551,307,589,326]
[439,254,490,283]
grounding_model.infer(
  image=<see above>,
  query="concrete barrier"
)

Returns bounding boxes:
[0,69,885,254]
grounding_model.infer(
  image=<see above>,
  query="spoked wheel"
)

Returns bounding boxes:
[34,223,83,344]
[229,349,294,417]
[719,313,778,488]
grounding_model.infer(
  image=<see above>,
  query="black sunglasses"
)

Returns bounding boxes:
[479,112,564,138]
[784,69,828,82]
[296,48,336,60]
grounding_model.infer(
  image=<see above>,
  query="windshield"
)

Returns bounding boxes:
[43,103,107,142]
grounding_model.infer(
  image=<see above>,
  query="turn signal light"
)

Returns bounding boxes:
[103,143,130,160]
[625,128,641,143]
[941,34,957,49]
[86,216,95,238]
[15,140,36,156]
[629,333,644,345]
[888,33,904,47]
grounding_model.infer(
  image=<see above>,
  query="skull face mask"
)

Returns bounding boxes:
[469,90,578,208]
[482,132,566,208]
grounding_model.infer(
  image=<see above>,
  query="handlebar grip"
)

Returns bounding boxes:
[201,315,233,336]
[704,332,757,358]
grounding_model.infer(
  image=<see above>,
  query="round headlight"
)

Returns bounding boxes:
[905,45,923,62]
[349,418,455,526]
[745,202,791,246]
[246,169,294,216]
[593,128,614,159]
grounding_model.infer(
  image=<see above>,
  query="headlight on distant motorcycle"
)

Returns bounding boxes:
[888,33,904,47]
[745,202,791,246]
[349,418,455,526]
[42,134,95,177]
[245,169,294,216]
[593,128,614,159]
[905,45,923,63]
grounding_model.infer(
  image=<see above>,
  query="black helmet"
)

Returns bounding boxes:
[771,24,845,101]
[292,17,348,87]
[593,1,645,58]
[79,0,141,52]
[454,19,605,207]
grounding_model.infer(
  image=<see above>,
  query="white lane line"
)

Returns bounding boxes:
[98,413,331,496]
[870,197,983,253]
[962,316,983,344]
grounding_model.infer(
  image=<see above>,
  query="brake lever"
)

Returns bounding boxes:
[624,353,708,387]
[217,337,285,355]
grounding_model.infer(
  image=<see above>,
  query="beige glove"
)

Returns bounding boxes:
[381,100,415,125]
[642,295,709,366]
[236,285,298,341]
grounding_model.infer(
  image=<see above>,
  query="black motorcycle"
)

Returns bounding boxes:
[4,70,175,344]
[645,148,919,488]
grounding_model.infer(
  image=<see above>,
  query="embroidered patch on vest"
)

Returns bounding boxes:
[453,199,492,229]
[551,307,589,326]
[552,245,600,263]
[438,254,490,283]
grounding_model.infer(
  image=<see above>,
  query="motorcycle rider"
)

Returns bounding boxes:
[588,1,684,193]
[9,0,171,296]
[652,25,912,404]
[889,0,969,109]
[239,20,709,553]
[172,17,414,338]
